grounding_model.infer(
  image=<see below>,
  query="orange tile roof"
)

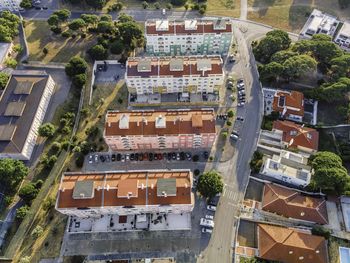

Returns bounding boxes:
[57,170,193,209]
[145,19,232,35]
[104,109,216,137]
[273,120,319,151]
[272,90,304,118]
[258,223,328,263]
[126,56,223,78]
[262,184,328,224]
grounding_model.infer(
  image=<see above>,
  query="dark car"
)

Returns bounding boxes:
[149,153,153,161]
[186,152,192,160]
[144,153,148,160]
[203,151,209,159]
[167,152,172,160]
[111,154,116,161]
[130,153,135,161]
[158,153,163,160]
[100,155,105,162]
[135,153,139,161]
[116,153,121,161]
[42,6,48,9]
[163,153,167,160]
[237,79,244,84]
[139,153,143,161]
[172,152,177,160]
[180,152,186,160]
[154,153,158,160]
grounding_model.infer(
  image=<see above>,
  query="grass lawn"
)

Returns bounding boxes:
[207,0,240,17]
[24,20,96,63]
[247,0,350,33]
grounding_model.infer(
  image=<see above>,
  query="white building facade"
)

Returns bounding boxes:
[126,56,224,95]
[145,18,233,56]
[334,21,350,52]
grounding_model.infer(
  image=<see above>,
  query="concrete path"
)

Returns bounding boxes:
[240,0,248,20]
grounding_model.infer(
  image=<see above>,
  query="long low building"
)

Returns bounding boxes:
[145,18,233,56]
[0,70,55,160]
[103,109,216,151]
[125,56,224,95]
[56,170,194,218]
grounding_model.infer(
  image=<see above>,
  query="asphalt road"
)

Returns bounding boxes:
[197,22,263,263]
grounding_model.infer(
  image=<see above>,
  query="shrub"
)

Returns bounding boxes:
[61,31,71,38]
[72,73,87,88]
[5,58,17,69]
[154,2,160,9]
[50,26,62,34]
[31,225,44,238]
[311,225,331,239]
[38,123,56,137]
[42,197,55,211]
[19,256,31,263]
[166,3,172,9]
[142,1,149,8]
[226,120,232,126]
[50,141,61,154]
[221,131,228,139]
[16,205,30,220]
[88,44,108,60]
[19,183,39,204]
[250,151,263,173]
[194,169,200,176]
[227,110,234,118]
[65,56,88,77]
[61,140,70,151]
[171,0,186,6]
[75,153,85,168]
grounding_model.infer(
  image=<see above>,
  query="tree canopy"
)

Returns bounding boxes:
[310,151,350,194]
[20,0,32,9]
[0,11,20,42]
[197,170,224,198]
[65,57,88,77]
[282,54,317,79]
[38,123,56,137]
[253,30,291,63]
[0,72,9,90]
[0,159,28,195]
[68,19,86,31]
[88,44,108,60]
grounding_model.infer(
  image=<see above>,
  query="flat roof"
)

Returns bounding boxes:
[0,71,52,155]
[145,18,232,35]
[104,109,216,137]
[126,56,223,78]
[338,21,350,37]
[57,170,193,209]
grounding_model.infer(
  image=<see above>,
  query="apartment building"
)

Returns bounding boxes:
[56,170,194,218]
[145,18,233,56]
[260,150,312,187]
[300,9,339,39]
[334,21,350,51]
[0,70,55,160]
[125,56,224,95]
[104,109,216,151]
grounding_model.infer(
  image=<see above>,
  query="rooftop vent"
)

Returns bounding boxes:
[119,114,129,129]
[155,115,166,128]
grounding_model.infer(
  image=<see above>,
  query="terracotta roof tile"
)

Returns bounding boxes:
[258,223,328,263]
[262,184,328,224]
[272,90,304,118]
[273,120,319,151]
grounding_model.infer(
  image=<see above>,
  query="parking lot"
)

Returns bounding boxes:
[83,150,211,172]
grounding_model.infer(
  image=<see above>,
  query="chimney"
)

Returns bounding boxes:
[106,184,110,191]
[108,122,111,127]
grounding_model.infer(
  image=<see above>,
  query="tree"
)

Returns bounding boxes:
[0,72,9,89]
[20,0,32,9]
[282,54,317,79]
[110,40,124,54]
[68,18,86,32]
[72,73,87,88]
[154,2,160,9]
[197,170,224,198]
[16,205,29,220]
[118,13,133,23]
[171,0,186,6]
[250,151,263,173]
[0,11,20,42]
[53,9,71,22]
[65,56,88,77]
[270,50,297,64]
[80,14,98,27]
[259,62,284,82]
[117,21,144,48]
[100,14,112,22]
[5,58,17,69]
[50,141,61,154]
[47,14,59,26]
[314,78,350,102]
[227,110,234,118]
[88,44,108,60]
[19,183,39,204]
[0,159,28,195]
[253,30,291,63]
[142,1,149,9]
[310,151,350,194]
[166,3,173,9]
[86,0,106,9]
[97,21,114,33]
[330,54,350,80]
[38,123,56,137]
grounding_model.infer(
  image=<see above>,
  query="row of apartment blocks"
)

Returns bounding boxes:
[125,56,224,95]
[103,109,216,150]
[125,18,232,95]
[145,18,232,56]
[300,9,350,51]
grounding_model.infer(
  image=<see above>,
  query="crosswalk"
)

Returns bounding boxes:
[222,185,241,202]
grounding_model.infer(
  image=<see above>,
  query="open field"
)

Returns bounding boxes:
[207,0,240,18]
[247,0,350,32]
[24,20,96,63]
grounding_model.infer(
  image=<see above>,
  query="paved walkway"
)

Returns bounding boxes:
[240,0,248,20]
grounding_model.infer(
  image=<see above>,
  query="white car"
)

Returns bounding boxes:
[207,205,217,212]
[88,155,93,164]
[237,83,245,88]
[94,154,98,163]
[200,218,214,228]
[162,9,166,15]
[238,102,245,107]
[202,228,213,234]
[205,215,214,220]
[230,134,239,140]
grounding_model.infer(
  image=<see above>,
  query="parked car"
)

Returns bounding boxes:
[116,153,121,161]
[158,153,163,160]
[139,153,143,161]
[203,151,209,159]
[135,153,139,161]
[130,153,135,161]
[207,205,217,212]
[100,155,105,162]
[172,152,177,160]
[205,215,214,220]
[230,133,239,140]
[154,153,158,160]
[238,101,245,107]
[162,8,166,15]
[200,218,214,228]
[202,228,213,234]
[125,154,130,161]
[167,152,172,160]
[180,152,186,161]
[237,79,244,84]
[111,154,116,162]
[186,152,192,161]
[88,155,93,164]
[94,154,98,162]
[149,153,153,161]
[236,116,244,121]
[121,155,125,162]
[176,152,181,161]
